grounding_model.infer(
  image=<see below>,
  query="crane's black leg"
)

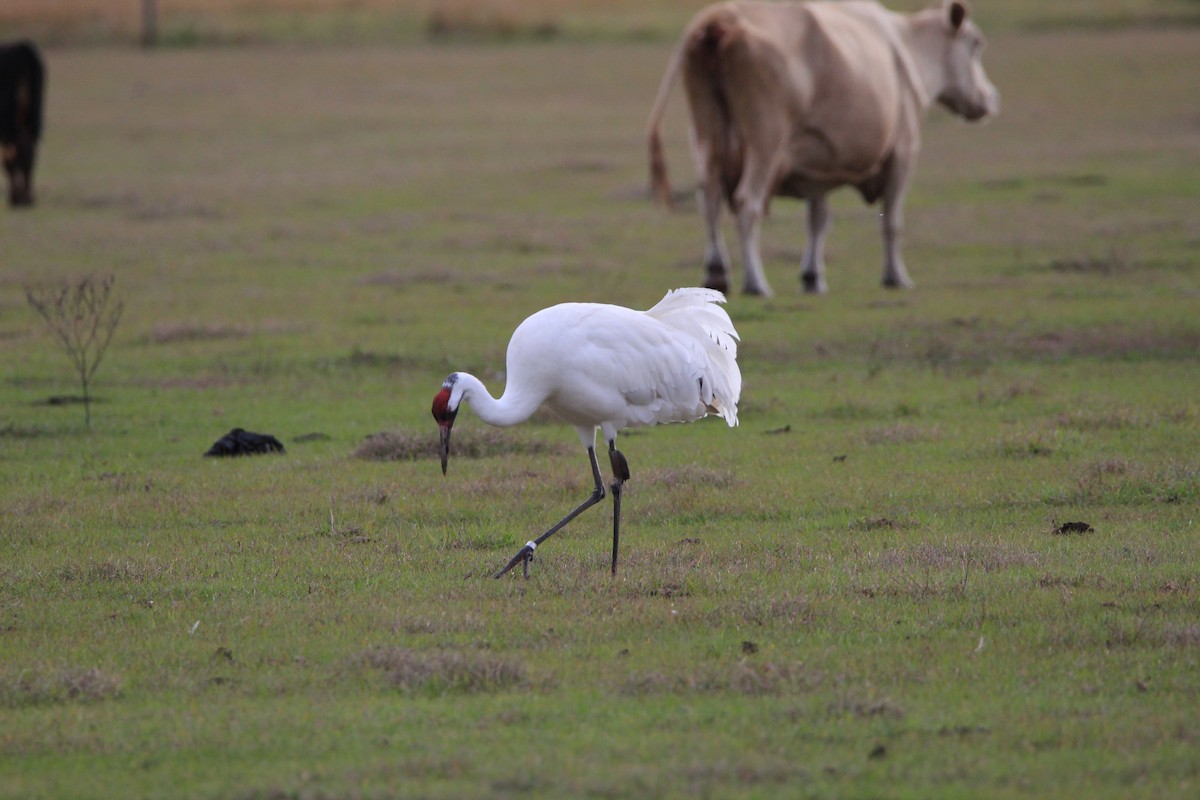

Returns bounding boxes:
[608,440,631,576]
[494,446,606,579]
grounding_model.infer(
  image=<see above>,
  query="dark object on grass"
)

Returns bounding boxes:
[1,40,44,207]
[204,428,285,457]
[40,395,88,406]
[1053,520,1094,535]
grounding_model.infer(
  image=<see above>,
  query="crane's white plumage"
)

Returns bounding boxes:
[431,287,741,577]
[435,287,739,439]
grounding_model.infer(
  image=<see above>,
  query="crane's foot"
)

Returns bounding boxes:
[494,541,537,579]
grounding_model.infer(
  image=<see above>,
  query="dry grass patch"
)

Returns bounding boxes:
[875,542,1040,574]
[0,422,57,439]
[57,557,169,584]
[716,593,814,627]
[641,465,738,489]
[426,0,560,40]
[143,320,309,344]
[1014,327,1200,361]
[144,321,249,345]
[360,268,465,289]
[850,516,914,532]
[1164,624,1200,648]
[1045,249,1131,275]
[827,694,905,720]
[858,542,1040,599]
[390,613,486,637]
[353,427,566,463]
[620,660,823,697]
[995,431,1057,458]
[864,422,939,446]
[1059,459,1200,506]
[1054,407,1172,431]
[358,647,529,695]
[0,666,122,708]
[1037,573,1114,591]
[835,322,1200,374]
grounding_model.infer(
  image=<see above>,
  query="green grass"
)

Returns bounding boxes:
[1,10,1198,800]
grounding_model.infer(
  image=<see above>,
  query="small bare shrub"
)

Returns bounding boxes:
[25,274,124,428]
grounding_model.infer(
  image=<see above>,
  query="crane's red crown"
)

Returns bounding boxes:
[431,374,459,426]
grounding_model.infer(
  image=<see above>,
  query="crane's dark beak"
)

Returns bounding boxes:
[432,381,458,476]
[439,424,452,475]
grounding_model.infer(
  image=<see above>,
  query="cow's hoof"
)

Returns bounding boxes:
[704,268,730,294]
[882,278,915,290]
[801,274,827,294]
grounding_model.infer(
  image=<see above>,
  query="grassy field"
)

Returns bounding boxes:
[2,2,1199,798]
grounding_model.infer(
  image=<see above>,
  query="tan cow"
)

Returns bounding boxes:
[647,0,999,295]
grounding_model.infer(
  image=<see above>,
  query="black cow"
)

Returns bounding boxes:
[0,40,44,207]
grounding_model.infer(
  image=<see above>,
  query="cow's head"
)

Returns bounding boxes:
[918,1,999,122]
[2,138,37,207]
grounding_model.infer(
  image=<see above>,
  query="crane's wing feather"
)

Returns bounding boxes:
[504,289,741,432]
[644,288,741,426]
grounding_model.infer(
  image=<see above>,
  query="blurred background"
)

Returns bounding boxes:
[3,0,1199,47]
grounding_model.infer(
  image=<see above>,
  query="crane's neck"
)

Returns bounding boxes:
[453,372,543,428]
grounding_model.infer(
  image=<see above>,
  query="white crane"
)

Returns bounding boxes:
[430,287,741,578]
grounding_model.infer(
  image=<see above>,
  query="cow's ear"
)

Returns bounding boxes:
[948,1,968,32]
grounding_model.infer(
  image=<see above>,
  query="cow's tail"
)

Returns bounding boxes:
[646,35,686,210]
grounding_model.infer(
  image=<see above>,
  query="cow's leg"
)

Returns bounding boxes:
[733,194,774,297]
[1,145,20,208]
[880,164,915,289]
[698,171,731,294]
[731,151,777,297]
[18,137,37,207]
[800,194,831,294]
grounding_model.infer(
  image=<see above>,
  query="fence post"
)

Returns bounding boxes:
[141,0,158,47]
